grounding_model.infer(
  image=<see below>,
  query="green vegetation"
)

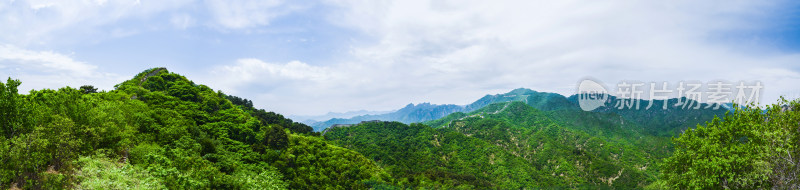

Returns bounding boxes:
[325,101,660,188]
[0,68,389,189]
[326,121,542,189]
[578,96,728,136]
[661,99,799,189]
[1,67,796,189]
[73,154,167,190]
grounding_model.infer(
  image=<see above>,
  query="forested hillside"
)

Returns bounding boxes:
[0,68,391,189]
[1,68,796,189]
[324,101,659,189]
[566,95,728,136]
[314,87,727,138]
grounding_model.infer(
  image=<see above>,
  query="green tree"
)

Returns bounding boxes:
[0,78,25,139]
[1,68,401,189]
[265,125,289,150]
[79,85,98,94]
[662,99,800,189]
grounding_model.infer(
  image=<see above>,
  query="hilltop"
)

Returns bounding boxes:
[0,68,392,189]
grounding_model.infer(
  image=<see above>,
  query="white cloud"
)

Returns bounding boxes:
[1,0,798,116]
[0,0,306,92]
[170,13,195,30]
[0,0,194,46]
[0,0,310,45]
[209,0,800,115]
[0,44,123,92]
[0,44,97,76]
[324,0,800,103]
[209,59,337,93]
[226,59,333,81]
[204,0,295,30]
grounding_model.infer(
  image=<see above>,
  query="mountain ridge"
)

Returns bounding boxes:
[315,87,726,135]
[325,101,663,188]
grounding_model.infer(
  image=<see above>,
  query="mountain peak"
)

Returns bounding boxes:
[507,88,535,95]
[465,88,577,112]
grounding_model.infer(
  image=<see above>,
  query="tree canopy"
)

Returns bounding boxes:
[662,99,799,189]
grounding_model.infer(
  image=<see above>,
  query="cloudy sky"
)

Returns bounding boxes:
[2,0,799,116]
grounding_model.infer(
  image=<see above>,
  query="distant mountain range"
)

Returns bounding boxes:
[289,109,393,124]
[313,88,728,134]
[323,89,729,188]
[324,100,675,188]
[309,102,464,131]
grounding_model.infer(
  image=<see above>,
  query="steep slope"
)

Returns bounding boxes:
[566,95,728,136]
[327,102,660,189]
[0,68,394,189]
[450,102,658,187]
[464,88,579,112]
[119,68,394,189]
[420,88,726,138]
[324,121,547,189]
[416,94,728,188]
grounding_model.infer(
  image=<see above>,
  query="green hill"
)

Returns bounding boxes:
[566,95,728,136]
[327,102,662,188]
[464,88,579,112]
[0,68,393,189]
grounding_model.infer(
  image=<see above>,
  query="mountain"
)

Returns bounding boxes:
[338,93,726,188]
[464,88,579,112]
[289,109,393,125]
[1,67,793,189]
[565,95,728,136]
[314,87,726,136]
[311,102,465,131]
[326,101,662,188]
[0,68,394,189]
[313,88,580,131]
[326,121,542,189]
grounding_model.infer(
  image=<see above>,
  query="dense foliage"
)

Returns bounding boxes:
[327,102,661,188]
[224,94,315,135]
[662,99,800,189]
[0,68,389,189]
[573,96,728,136]
[326,121,541,189]
[446,102,659,187]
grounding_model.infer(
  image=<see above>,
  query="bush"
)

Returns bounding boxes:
[74,155,166,190]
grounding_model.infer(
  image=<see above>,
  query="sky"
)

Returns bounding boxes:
[1,0,800,116]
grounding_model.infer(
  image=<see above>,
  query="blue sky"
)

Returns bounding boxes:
[2,0,800,116]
